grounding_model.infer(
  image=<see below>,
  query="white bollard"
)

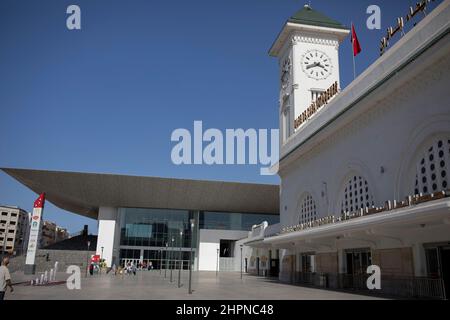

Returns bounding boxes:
[54,261,59,279]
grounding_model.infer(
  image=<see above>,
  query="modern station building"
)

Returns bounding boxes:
[242,1,450,299]
[1,168,279,271]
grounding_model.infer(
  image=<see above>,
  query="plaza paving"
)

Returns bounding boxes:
[5,270,383,300]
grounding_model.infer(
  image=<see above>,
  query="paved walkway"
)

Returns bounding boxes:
[5,270,383,300]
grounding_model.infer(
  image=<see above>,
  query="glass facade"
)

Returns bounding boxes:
[118,207,279,268]
[119,208,193,248]
[119,208,195,268]
[199,211,279,231]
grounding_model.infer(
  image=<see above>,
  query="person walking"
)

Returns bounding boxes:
[0,257,14,300]
[126,262,131,275]
[89,263,94,276]
[111,263,117,276]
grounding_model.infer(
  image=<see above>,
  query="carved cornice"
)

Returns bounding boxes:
[292,35,339,47]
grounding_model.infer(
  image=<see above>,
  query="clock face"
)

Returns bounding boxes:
[301,50,332,80]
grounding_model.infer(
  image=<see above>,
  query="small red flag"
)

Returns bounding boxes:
[33,193,46,208]
[351,24,362,57]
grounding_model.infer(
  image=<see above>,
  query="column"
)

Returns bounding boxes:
[412,243,427,277]
[96,207,119,268]
[140,248,144,265]
[311,255,316,273]
[337,249,345,274]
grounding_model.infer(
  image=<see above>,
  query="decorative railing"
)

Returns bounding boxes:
[294,272,446,300]
[278,190,450,236]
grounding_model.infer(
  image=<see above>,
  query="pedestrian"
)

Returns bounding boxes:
[0,257,14,300]
[89,263,94,276]
[127,262,131,275]
[132,263,137,276]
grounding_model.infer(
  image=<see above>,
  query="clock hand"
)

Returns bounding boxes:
[306,62,319,70]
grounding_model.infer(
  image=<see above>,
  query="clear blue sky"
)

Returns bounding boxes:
[0,0,443,234]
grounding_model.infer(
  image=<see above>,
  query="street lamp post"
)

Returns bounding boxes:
[159,249,162,274]
[85,241,91,278]
[216,248,219,277]
[100,246,104,274]
[165,242,168,278]
[240,245,243,280]
[178,230,183,288]
[170,236,175,282]
[188,218,195,294]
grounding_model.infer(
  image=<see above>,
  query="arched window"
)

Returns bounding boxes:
[414,138,450,195]
[339,175,375,216]
[299,194,317,224]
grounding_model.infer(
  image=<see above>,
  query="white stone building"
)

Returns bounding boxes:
[243,2,450,299]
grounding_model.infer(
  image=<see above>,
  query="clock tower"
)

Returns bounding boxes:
[269,5,349,144]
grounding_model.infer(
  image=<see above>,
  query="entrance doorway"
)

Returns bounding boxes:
[120,258,141,268]
[442,248,450,299]
[344,248,372,289]
[269,259,279,277]
[426,244,450,299]
[268,249,280,277]
[346,249,372,276]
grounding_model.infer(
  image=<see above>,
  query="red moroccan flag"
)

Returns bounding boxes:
[33,193,46,208]
[351,24,362,56]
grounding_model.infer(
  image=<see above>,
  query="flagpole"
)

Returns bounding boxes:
[351,21,356,80]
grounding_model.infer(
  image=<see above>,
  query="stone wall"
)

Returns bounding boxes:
[8,249,96,273]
